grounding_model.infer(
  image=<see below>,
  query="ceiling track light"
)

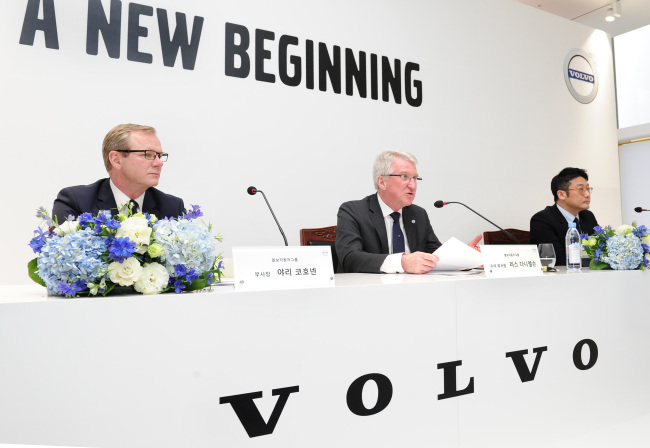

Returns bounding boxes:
[605,1,622,22]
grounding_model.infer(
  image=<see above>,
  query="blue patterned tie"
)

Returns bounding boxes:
[390,212,405,254]
[130,199,139,214]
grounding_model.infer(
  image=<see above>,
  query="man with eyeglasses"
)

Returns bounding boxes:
[52,124,184,222]
[336,150,481,274]
[530,167,599,266]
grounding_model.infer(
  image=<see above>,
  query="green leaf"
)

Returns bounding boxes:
[589,260,610,270]
[185,278,208,292]
[27,258,46,287]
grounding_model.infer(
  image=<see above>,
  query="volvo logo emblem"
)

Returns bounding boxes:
[564,49,598,104]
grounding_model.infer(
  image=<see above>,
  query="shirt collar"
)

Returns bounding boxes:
[556,203,578,224]
[377,193,402,218]
[110,178,144,214]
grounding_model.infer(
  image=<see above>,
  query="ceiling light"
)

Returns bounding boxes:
[605,1,622,22]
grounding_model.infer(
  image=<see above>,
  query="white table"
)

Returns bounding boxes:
[1,268,649,447]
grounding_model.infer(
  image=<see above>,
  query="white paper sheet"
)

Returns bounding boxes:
[428,237,483,271]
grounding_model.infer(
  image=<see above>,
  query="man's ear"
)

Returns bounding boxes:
[557,189,567,201]
[377,175,387,191]
[108,151,122,171]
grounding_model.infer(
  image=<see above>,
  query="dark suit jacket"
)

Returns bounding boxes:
[335,194,442,273]
[52,178,185,222]
[529,205,599,266]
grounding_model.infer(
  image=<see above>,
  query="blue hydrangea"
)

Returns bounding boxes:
[602,234,644,270]
[37,228,108,296]
[153,218,217,277]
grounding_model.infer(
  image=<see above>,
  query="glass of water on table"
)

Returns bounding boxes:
[538,244,556,272]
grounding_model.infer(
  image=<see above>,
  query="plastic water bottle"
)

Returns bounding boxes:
[565,222,582,271]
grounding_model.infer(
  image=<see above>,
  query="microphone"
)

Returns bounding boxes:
[247,186,288,246]
[634,207,649,213]
[434,200,520,243]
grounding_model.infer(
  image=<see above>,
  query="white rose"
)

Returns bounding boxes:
[108,257,143,286]
[615,225,633,236]
[134,262,170,295]
[54,220,79,236]
[116,216,152,254]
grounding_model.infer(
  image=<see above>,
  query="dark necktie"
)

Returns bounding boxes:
[130,199,139,214]
[390,212,405,254]
[573,217,582,234]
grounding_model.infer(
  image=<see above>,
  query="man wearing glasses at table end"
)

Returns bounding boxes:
[52,124,184,222]
[530,167,599,266]
[335,150,482,274]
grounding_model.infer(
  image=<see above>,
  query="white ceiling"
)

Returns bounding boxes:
[514,0,650,36]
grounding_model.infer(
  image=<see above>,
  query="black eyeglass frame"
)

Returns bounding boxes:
[115,149,168,162]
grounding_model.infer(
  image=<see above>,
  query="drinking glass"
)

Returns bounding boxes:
[538,244,556,271]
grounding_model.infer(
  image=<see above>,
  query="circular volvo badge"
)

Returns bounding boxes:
[564,49,598,104]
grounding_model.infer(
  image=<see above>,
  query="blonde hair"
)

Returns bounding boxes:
[102,124,156,172]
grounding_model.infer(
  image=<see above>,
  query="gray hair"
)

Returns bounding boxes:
[373,150,419,189]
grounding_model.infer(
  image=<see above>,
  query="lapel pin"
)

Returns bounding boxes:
[412,219,416,223]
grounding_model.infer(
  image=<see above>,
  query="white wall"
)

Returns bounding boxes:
[614,24,650,129]
[620,140,650,227]
[1,0,621,285]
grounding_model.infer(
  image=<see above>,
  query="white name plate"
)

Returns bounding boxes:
[481,245,543,278]
[233,246,335,291]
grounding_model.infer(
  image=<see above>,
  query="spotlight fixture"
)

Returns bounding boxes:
[605,1,622,22]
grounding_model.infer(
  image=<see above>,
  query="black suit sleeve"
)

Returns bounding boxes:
[530,210,565,265]
[421,209,442,253]
[335,202,388,274]
[52,187,81,223]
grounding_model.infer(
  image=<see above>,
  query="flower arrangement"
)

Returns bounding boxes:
[28,205,223,297]
[581,223,649,270]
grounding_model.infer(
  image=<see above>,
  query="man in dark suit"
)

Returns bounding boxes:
[52,124,184,222]
[335,151,480,274]
[530,167,599,266]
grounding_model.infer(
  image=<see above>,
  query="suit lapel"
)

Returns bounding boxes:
[142,190,160,218]
[403,206,417,252]
[549,205,567,228]
[369,195,389,254]
[96,179,118,216]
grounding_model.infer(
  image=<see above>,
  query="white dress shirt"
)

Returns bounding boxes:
[556,203,578,225]
[110,178,144,214]
[377,193,411,273]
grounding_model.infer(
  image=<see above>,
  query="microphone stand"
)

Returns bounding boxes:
[249,187,288,246]
[440,201,520,244]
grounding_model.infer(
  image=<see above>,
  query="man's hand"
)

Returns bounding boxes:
[468,234,482,252]
[401,252,439,274]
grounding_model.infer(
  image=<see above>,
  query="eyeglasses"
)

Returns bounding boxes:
[566,187,594,195]
[387,174,422,183]
[115,150,168,162]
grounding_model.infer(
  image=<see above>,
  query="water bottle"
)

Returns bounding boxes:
[565,222,582,271]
